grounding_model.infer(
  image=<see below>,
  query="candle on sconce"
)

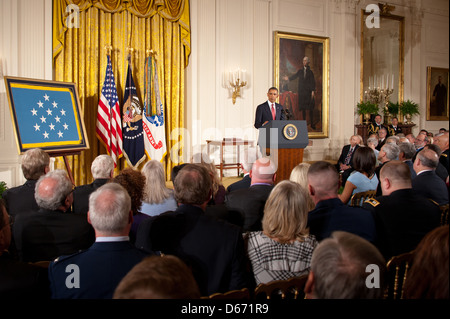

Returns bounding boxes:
[242,70,246,83]
[391,74,394,89]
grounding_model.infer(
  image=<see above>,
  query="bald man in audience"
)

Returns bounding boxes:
[306,161,376,243]
[225,157,277,232]
[412,149,449,205]
[363,161,441,260]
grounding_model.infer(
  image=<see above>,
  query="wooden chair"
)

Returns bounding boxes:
[384,251,414,300]
[254,275,308,300]
[202,288,250,300]
[440,204,449,225]
[350,190,376,207]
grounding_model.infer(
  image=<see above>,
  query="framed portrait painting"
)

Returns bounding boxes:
[4,76,89,155]
[274,32,329,138]
[426,67,449,121]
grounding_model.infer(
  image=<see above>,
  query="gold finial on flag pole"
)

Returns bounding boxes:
[146,49,157,59]
[104,44,113,56]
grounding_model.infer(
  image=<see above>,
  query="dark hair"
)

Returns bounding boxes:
[424,143,442,157]
[171,163,187,182]
[112,168,145,215]
[268,87,278,93]
[0,199,7,229]
[352,147,376,177]
[404,226,449,299]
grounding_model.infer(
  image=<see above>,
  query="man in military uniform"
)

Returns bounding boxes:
[368,114,388,136]
[362,161,441,261]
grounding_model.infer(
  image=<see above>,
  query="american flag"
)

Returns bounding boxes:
[96,55,122,167]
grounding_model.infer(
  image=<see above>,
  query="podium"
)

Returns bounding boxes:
[258,120,309,184]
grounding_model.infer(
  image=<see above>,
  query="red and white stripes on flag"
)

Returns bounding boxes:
[96,55,123,167]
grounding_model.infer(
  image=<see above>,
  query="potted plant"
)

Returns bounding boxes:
[400,99,420,124]
[0,181,7,199]
[387,101,399,116]
[357,101,379,124]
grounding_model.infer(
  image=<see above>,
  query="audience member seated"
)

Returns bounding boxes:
[13,170,95,262]
[227,147,259,193]
[306,161,376,243]
[412,149,449,205]
[72,154,114,215]
[3,148,50,220]
[398,142,417,180]
[135,164,249,296]
[423,144,449,183]
[375,143,400,196]
[48,183,151,299]
[363,161,441,261]
[412,131,429,162]
[0,199,50,299]
[140,160,177,217]
[376,127,389,151]
[403,225,449,299]
[439,128,447,134]
[191,153,226,205]
[245,181,318,286]
[111,168,146,243]
[405,133,415,144]
[225,157,276,232]
[113,255,201,299]
[388,117,402,136]
[385,135,400,146]
[367,136,379,165]
[304,231,386,299]
[338,147,378,205]
[434,132,449,177]
[289,162,315,210]
[336,135,362,186]
[368,114,388,137]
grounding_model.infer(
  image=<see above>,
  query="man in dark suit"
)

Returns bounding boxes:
[375,143,400,196]
[48,182,150,299]
[336,135,361,186]
[423,144,449,183]
[3,148,50,221]
[135,164,249,296]
[283,56,316,128]
[376,127,389,151]
[398,142,417,180]
[368,114,388,137]
[412,148,449,205]
[72,154,114,215]
[13,170,95,262]
[226,147,259,193]
[225,157,276,232]
[0,199,50,299]
[306,161,376,243]
[363,161,441,261]
[388,117,402,136]
[254,87,285,129]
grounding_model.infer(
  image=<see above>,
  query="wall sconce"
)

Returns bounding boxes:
[225,68,247,104]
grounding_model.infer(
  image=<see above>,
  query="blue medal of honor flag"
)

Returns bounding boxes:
[5,77,89,154]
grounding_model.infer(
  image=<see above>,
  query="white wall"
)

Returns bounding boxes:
[0,0,53,188]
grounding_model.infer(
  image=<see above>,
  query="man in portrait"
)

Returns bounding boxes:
[432,75,447,117]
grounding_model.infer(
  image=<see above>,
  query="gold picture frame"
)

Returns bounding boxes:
[426,67,449,121]
[274,31,329,138]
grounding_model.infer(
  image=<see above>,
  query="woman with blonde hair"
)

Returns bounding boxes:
[289,162,315,210]
[140,160,177,217]
[245,180,318,285]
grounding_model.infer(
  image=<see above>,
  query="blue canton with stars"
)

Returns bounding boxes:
[10,87,81,145]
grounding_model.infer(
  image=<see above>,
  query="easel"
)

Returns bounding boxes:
[48,151,81,186]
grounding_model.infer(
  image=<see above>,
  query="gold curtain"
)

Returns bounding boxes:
[52,0,189,184]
